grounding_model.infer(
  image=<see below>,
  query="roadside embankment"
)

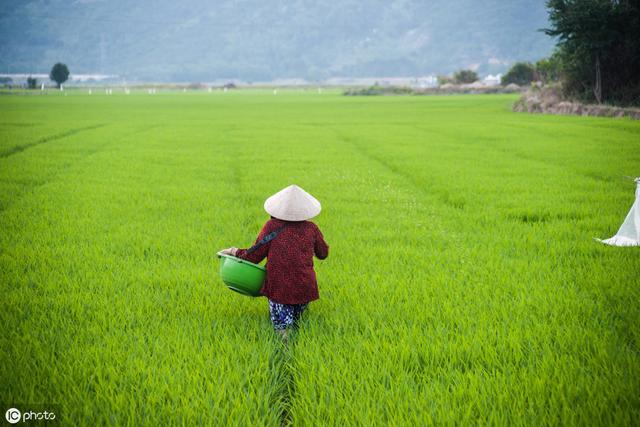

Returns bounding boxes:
[513,85,640,120]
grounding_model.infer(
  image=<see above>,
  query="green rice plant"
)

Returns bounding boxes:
[0,91,638,426]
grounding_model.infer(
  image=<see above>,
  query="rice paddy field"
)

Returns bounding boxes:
[1,89,639,426]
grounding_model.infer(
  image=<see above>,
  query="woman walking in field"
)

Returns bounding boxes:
[220,185,329,341]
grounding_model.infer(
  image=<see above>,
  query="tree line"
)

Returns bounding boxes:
[544,0,639,106]
[442,1,639,106]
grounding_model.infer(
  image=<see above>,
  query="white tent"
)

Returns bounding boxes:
[596,178,640,246]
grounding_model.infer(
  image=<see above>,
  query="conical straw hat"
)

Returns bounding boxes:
[264,185,321,221]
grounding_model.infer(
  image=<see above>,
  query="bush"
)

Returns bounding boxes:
[502,62,535,86]
[27,76,38,89]
[453,69,478,84]
[535,54,561,84]
[343,85,414,96]
[437,75,453,85]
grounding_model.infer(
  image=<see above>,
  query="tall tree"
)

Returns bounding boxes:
[544,0,640,105]
[49,63,70,88]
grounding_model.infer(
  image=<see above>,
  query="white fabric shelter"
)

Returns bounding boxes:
[596,178,640,246]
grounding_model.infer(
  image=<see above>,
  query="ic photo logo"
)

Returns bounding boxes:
[5,407,57,424]
[5,408,20,424]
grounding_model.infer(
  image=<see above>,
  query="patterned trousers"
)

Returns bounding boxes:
[268,299,308,330]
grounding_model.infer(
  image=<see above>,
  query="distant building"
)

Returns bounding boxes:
[483,74,502,86]
[412,76,438,88]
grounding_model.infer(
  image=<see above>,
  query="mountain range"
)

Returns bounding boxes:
[0,0,555,82]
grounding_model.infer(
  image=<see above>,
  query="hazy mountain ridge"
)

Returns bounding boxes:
[0,0,555,81]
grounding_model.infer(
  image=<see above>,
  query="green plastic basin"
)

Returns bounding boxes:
[217,253,265,297]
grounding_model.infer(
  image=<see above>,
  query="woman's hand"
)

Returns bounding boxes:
[219,247,238,256]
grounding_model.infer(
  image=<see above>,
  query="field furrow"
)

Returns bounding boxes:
[0,123,107,158]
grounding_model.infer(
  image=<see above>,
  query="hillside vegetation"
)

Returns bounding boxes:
[0,0,553,81]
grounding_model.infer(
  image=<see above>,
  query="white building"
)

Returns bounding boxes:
[483,74,502,86]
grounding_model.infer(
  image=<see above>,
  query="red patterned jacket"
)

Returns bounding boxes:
[235,218,329,304]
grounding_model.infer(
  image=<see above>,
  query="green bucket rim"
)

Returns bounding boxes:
[216,252,266,271]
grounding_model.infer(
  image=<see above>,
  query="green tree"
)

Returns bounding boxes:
[535,53,561,84]
[502,62,535,86]
[544,0,640,105]
[453,69,478,84]
[49,63,70,88]
[27,76,38,89]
